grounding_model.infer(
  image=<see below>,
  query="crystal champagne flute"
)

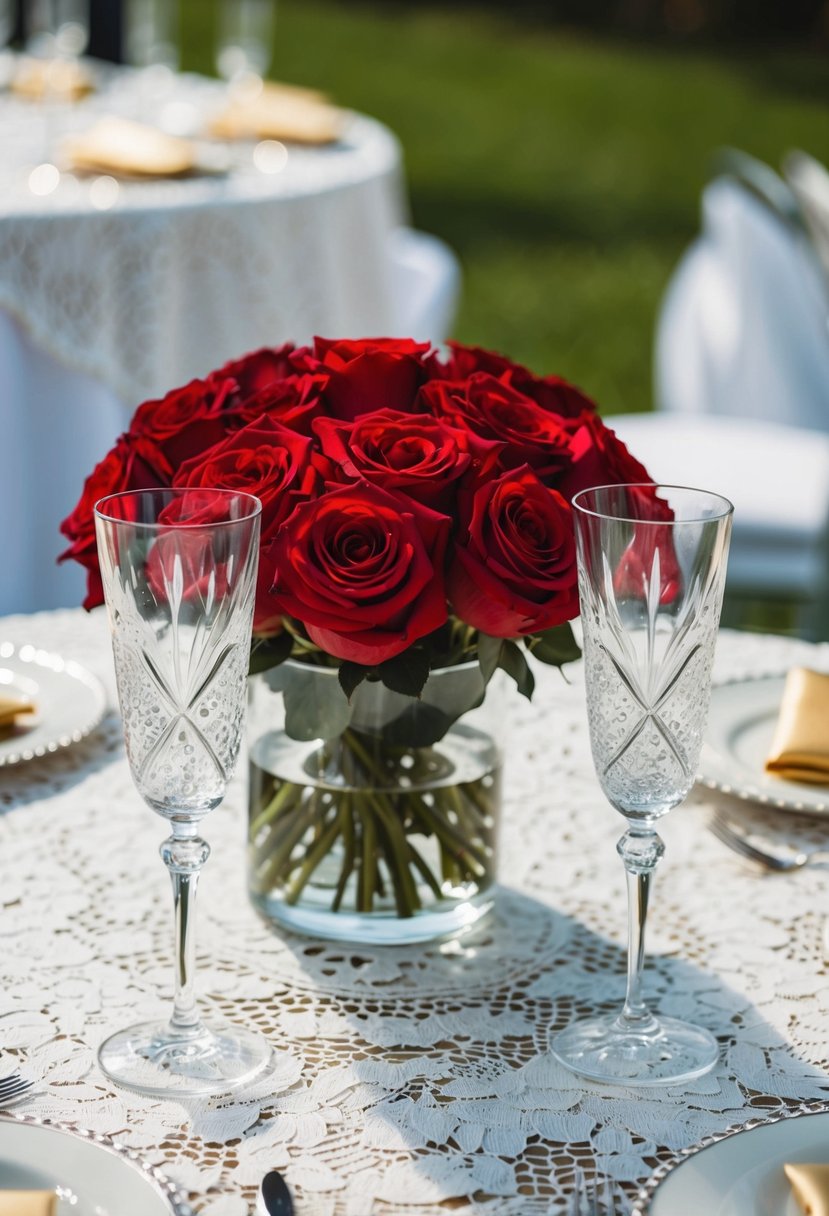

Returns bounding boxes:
[94,487,272,1097]
[27,0,89,60]
[125,0,179,72]
[552,483,732,1085]
[216,0,274,91]
[25,0,89,190]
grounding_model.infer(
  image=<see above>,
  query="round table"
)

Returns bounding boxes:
[1,613,828,1215]
[0,66,404,616]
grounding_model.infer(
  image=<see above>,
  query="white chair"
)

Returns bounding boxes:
[785,149,829,284]
[609,413,829,638]
[613,170,829,638]
[387,227,461,344]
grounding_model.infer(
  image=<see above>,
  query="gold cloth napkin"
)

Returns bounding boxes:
[765,667,829,784]
[209,82,344,145]
[0,691,36,727]
[785,1163,829,1214]
[62,117,197,178]
[0,1193,57,1216]
[12,57,94,101]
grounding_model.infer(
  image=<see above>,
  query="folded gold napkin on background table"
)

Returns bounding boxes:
[210,82,344,145]
[0,691,36,727]
[0,1193,57,1216]
[11,56,94,101]
[785,1162,829,1214]
[765,668,829,784]
[62,117,197,178]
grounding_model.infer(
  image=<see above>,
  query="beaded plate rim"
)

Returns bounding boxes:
[631,1099,829,1214]
[0,642,107,767]
[0,1110,194,1214]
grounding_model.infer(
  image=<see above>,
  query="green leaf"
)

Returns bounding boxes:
[499,640,536,700]
[248,631,293,677]
[527,622,581,668]
[477,633,503,684]
[283,670,353,741]
[378,648,431,698]
[339,661,370,701]
[370,665,486,747]
[381,701,458,748]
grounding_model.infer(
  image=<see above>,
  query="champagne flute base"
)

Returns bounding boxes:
[98,1019,273,1098]
[551,1013,718,1087]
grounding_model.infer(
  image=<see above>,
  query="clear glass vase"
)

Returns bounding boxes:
[247,660,502,944]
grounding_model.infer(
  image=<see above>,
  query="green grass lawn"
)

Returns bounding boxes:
[180,1,829,415]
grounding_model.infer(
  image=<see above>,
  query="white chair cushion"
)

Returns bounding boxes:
[609,413,829,596]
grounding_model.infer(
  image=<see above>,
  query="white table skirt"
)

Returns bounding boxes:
[0,68,408,616]
[1,311,121,615]
[1,613,829,1214]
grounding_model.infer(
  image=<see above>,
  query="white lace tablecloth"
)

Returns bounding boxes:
[2,610,829,1215]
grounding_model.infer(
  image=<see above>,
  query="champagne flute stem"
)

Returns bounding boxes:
[160,831,211,1037]
[617,828,665,1034]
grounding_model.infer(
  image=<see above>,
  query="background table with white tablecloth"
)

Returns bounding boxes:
[0,67,461,616]
[2,614,829,1214]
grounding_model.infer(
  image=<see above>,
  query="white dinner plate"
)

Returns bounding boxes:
[634,1105,829,1214]
[698,673,829,815]
[0,642,106,768]
[0,1114,192,1214]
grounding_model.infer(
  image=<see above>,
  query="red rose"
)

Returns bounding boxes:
[212,342,315,399]
[129,376,238,469]
[559,414,653,501]
[313,408,501,511]
[173,416,319,539]
[420,372,573,478]
[602,485,682,606]
[173,416,321,632]
[570,478,680,607]
[59,434,169,610]
[557,417,678,598]
[612,521,682,605]
[270,481,450,665]
[234,373,330,435]
[313,337,431,421]
[253,538,284,636]
[431,342,596,422]
[448,466,579,636]
[145,489,260,609]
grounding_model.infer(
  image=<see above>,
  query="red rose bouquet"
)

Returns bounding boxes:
[62,337,652,938]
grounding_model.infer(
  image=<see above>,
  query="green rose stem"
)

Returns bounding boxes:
[331,798,355,912]
[284,812,341,905]
[249,779,300,840]
[357,804,377,913]
[407,840,444,900]
[368,792,421,914]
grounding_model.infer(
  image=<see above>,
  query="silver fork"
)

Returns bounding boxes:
[568,1170,630,1215]
[0,1072,34,1107]
[708,811,829,873]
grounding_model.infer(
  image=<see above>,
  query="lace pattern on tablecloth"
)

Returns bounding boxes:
[0,71,402,407]
[2,610,829,1215]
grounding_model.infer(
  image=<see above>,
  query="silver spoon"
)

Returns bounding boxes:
[258,1170,293,1216]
